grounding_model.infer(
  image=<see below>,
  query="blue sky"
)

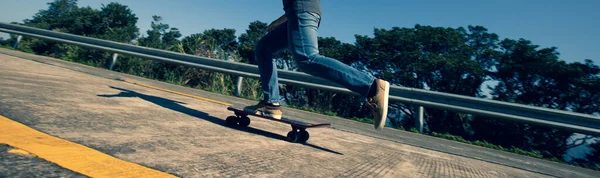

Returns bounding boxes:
[1,0,598,64]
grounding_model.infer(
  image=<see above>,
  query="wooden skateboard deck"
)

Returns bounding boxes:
[226,106,331,143]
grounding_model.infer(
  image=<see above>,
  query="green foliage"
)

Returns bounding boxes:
[24,0,79,30]
[237,21,268,64]
[471,38,600,160]
[572,141,600,171]
[13,36,41,54]
[138,15,181,50]
[472,140,505,151]
[510,146,543,159]
[0,37,7,47]
[432,132,469,142]
[0,38,12,49]
[95,3,140,42]
[347,117,374,124]
[587,142,600,167]
[409,127,419,133]
[201,28,238,52]
[354,25,501,137]
[239,77,263,101]
[15,0,140,69]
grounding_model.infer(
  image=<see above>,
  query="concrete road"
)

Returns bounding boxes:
[1,48,598,177]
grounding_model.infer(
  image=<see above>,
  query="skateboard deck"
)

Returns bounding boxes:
[226,106,331,143]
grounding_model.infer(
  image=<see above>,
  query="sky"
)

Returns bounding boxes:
[0,0,598,65]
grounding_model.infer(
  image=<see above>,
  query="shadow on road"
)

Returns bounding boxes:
[98,86,343,155]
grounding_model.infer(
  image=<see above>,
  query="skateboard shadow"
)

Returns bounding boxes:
[98,86,343,155]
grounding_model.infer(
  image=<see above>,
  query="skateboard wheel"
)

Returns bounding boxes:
[298,130,310,143]
[286,131,299,143]
[239,116,251,127]
[225,116,238,127]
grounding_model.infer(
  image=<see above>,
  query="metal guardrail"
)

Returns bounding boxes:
[2,22,599,136]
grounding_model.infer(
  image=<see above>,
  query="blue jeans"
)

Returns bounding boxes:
[255,11,375,103]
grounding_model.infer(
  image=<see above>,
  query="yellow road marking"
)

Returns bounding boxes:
[8,148,32,156]
[120,79,233,106]
[0,115,177,178]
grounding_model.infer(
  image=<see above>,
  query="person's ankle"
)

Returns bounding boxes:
[367,79,379,98]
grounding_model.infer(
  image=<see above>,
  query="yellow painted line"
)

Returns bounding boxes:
[0,115,177,178]
[8,148,32,156]
[120,79,233,106]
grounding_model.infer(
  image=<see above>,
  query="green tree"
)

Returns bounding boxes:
[354,25,498,134]
[181,28,237,58]
[17,0,139,67]
[0,37,8,47]
[138,15,181,51]
[24,0,79,30]
[571,140,600,170]
[22,1,139,41]
[202,28,238,52]
[318,37,359,65]
[237,21,268,64]
[181,33,204,55]
[18,0,79,57]
[472,39,600,159]
[64,3,139,67]
[561,60,600,115]
[125,15,183,83]
[96,2,140,42]
[584,142,600,170]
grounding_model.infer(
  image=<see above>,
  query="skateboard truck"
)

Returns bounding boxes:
[226,106,331,143]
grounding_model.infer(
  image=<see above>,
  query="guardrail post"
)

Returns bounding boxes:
[109,53,119,70]
[12,35,22,49]
[234,76,244,97]
[416,106,424,133]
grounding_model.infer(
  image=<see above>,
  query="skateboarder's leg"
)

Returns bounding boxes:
[256,22,289,104]
[286,11,391,130]
[243,21,289,119]
[286,12,374,97]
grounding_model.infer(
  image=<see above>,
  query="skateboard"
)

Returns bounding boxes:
[226,106,331,143]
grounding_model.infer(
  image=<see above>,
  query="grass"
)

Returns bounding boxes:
[409,127,420,133]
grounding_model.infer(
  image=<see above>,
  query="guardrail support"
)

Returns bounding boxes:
[109,53,119,70]
[416,106,424,133]
[12,35,22,49]
[234,76,244,97]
